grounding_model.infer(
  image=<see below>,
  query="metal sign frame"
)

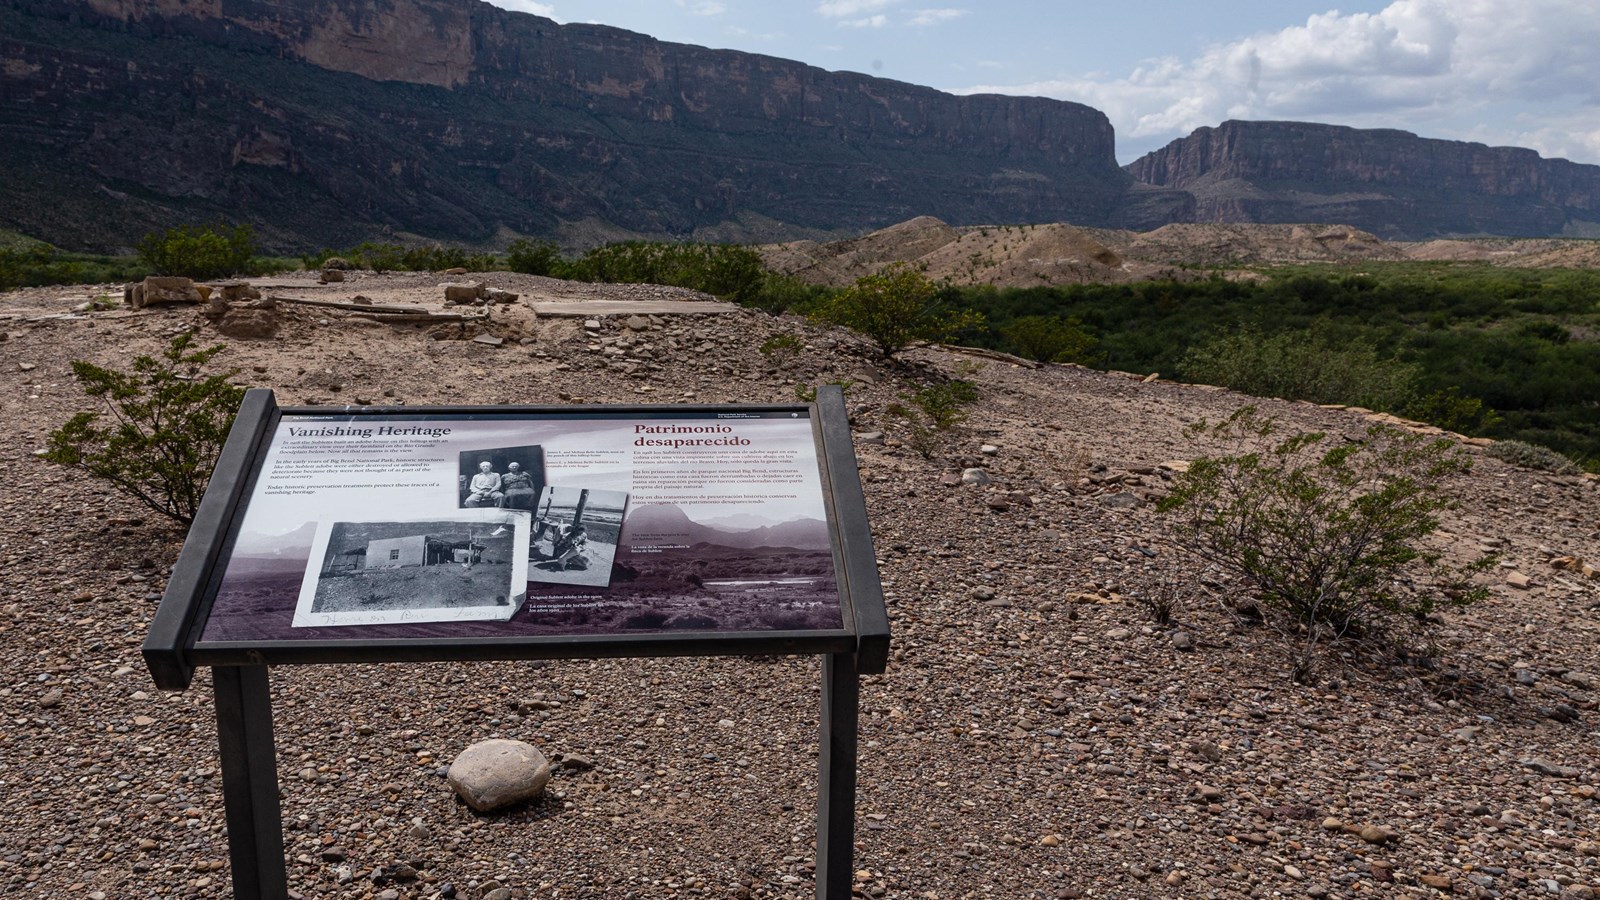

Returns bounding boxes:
[143,386,887,900]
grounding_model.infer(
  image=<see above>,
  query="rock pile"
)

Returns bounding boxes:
[125,275,203,309]
[200,281,278,339]
[442,281,519,306]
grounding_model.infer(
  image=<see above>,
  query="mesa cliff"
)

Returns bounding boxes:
[1125,120,1600,239]
[0,0,1130,251]
[5,1,1599,250]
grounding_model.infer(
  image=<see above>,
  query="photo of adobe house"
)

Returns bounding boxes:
[345,534,484,571]
[292,510,530,627]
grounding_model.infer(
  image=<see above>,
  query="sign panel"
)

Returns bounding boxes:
[196,408,848,645]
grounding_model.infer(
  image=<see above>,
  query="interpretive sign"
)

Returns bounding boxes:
[143,387,885,900]
[197,405,847,641]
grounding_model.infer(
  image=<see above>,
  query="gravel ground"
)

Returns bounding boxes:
[1,275,1597,899]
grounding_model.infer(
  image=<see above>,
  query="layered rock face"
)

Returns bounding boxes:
[1126,121,1600,239]
[0,0,1129,251]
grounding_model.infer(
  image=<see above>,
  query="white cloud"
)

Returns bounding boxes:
[816,0,899,18]
[490,0,557,19]
[909,8,967,27]
[839,14,888,28]
[725,24,782,41]
[956,0,1600,163]
[675,0,726,15]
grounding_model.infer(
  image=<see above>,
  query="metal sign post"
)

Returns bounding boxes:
[145,387,887,900]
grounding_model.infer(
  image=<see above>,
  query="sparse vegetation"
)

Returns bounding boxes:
[885,379,980,458]
[45,334,245,526]
[1158,406,1490,681]
[1484,439,1584,474]
[758,334,805,367]
[815,264,984,356]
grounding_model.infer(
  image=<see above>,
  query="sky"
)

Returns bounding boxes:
[486,0,1600,166]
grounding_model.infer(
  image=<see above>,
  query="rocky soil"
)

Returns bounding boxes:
[2,273,1598,899]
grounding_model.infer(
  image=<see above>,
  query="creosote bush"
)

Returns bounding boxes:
[816,264,983,356]
[45,333,245,526]
[885,380,979,458]
[1158,406,1489,680]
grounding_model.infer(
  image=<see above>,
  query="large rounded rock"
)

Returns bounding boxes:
[446,739,551,812]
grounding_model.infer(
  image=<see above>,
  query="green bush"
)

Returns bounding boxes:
[1484,439,1583,475]
[758,334,805,367]
[1402,387,1501,436]
[565,241,767,303]
[136,223,256,280]
[1181,324,1417,411]
[304,242,498,273]
[1001,314,1101,364]
[816,264,984,356]
[885,380,980,458]
[1158,407,1488,680]
[505,238,565,277]
[45,334,245,526]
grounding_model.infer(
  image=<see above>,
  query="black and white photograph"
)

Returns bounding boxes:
[457,444,545,510]
[527,485,628,588]
[292,510,530,627]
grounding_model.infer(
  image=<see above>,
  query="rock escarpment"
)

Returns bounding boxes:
[0,0,1129,251]
[1126,120,1600,239]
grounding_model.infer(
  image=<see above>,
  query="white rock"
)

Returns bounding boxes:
[446,739,551,812]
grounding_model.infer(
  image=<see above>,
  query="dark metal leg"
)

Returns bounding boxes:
[816,653,859,900]
[213,666,288,900]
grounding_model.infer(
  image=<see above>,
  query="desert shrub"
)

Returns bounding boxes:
[504,238,565,277]
[1484,439,1582,474]
[758,334,805,367]
[0,242,83,289]
[746,270,834,315]
[1002,314,1101,364]
[1158,406,1489,680]
[45,333,245,526]
[909,380,979,430]
[885,380,979,458]
[564,241,766,303]
[136,223,256,280]
[816,263,984,356]
[306,242,497,273]
[1181,324,1417,411]
[1402,387,1501,436]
